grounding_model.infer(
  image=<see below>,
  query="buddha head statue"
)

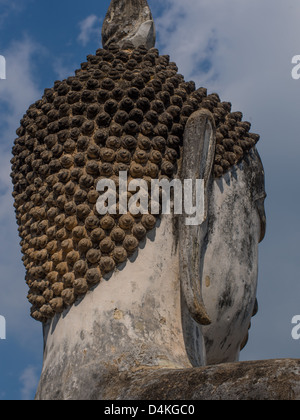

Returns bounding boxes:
[11,0,266,400]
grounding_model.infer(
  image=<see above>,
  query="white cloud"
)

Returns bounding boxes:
[19,366,39,400]
[78,15,101,46]
[155,0,300,174]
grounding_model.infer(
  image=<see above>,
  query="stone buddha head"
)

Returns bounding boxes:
[11,0,266,399]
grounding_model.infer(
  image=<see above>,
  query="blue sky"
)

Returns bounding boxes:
[0,0,300,400]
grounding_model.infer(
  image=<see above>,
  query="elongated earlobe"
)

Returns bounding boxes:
[179,109,216,325]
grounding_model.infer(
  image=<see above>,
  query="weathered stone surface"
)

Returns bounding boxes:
[35,145,265,399]
[35,214,203,400]
[179,110,216,326]
[118,359,300,401]
[36,359,300,400]
[102,0,156,49]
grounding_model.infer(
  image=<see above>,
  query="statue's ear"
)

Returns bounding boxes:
[179,109,216,325]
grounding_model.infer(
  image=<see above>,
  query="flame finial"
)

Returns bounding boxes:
[102,0,156,49]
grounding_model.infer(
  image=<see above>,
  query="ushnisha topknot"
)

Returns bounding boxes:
[102,0,156,50]
[11,41,260,322]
